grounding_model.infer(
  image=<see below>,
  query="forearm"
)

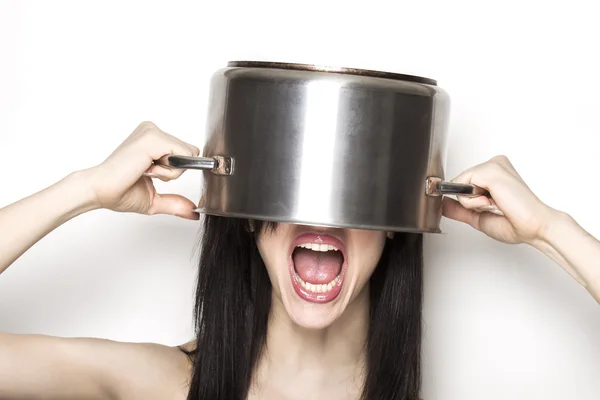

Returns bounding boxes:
[533,211,600,303]
[0,170,98,274]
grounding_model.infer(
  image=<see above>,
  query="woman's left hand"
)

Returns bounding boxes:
[442,155,557,245]
[443,155,600,303]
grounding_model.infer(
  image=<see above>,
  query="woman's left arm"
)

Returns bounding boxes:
[442,155,600,303]
[533,211,600,301]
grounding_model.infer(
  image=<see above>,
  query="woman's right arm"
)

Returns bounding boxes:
[0,121,200,274]
[0,169,98,274]
[0,121,200,399]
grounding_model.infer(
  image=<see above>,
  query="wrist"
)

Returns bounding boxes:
[529,207,599,294]
[531,208,575,253]
[56,169,102,221]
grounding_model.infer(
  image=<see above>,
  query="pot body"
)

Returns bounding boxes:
[197,62,451,233]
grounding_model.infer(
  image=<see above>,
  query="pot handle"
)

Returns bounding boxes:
[154,155,234,176]
[425,177,489,197]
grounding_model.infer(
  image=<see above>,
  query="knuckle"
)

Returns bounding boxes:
[491,155,518,174]
[138,121,156,131]
[139,122,163,139]
[491,154,510,164]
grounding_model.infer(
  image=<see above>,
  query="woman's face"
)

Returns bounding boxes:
[256,223,387,329]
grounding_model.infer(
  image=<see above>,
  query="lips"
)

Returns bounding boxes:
[288,232,348,304]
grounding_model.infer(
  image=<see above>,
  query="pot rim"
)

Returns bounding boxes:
[227,60,438,86]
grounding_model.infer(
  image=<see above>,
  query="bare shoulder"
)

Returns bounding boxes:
[179,338,197,354]
[0,331,192,400]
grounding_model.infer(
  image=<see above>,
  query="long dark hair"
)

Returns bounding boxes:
[184,215,423,400]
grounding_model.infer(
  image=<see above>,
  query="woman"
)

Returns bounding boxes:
[0,121,598,400]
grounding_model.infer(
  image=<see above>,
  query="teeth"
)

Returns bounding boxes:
[296,243,339,252]
[296,272,340,294]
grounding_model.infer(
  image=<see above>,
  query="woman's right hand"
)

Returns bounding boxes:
[86,121,200,220]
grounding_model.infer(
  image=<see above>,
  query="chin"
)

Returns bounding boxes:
[281,292,347,329]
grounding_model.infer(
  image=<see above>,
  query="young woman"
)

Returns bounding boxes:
[0,122,598,400]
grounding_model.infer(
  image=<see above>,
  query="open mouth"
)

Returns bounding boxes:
[289,233,347,304]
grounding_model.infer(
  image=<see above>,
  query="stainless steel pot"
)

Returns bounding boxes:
[157,61,488,233]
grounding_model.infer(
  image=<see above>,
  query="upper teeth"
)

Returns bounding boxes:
[296,243,339,252]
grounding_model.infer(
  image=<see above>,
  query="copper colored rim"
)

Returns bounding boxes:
[227,61,437,86]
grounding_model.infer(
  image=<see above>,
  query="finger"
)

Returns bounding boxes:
[442,197,504,229]
[146,140,196,181]
[139,125,198,163]
[442,197,481,227]
[450,160,525,214]
[453,194,504,215]
[149,193,199,220]
[158,129,201,158]
[451,155,521,184]
[451,160,515,197]
[189,144,200,156]
[174,139,200,158]
[170,137,200,158]
[474,196,505,216]
[144,164,187,181]
[454,194,493,210]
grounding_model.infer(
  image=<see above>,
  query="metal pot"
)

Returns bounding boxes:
[157,61,487,233]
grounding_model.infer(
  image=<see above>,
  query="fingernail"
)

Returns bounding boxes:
[489,209,505,216]
[143,172,158,178]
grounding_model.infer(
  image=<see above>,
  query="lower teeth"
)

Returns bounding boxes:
[296,272,339,293]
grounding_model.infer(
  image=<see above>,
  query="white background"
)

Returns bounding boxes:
[1,1,599,399]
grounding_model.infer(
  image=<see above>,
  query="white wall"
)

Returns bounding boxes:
[1,1,598,399]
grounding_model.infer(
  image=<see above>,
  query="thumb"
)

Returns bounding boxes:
[150,193,199,220]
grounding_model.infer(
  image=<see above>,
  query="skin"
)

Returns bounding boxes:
[251,225,384,399]
[0,121,598,399]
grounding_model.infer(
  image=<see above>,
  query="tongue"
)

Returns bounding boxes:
[293,248,343,284]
